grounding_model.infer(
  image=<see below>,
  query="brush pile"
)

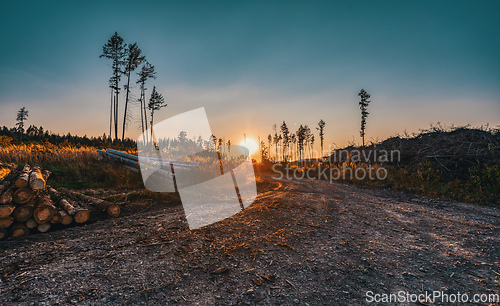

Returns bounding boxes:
[334,126,500,180]
[0,162,120,240]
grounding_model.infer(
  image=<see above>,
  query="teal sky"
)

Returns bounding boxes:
[0,0,499,148]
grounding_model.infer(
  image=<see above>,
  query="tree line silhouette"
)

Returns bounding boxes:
[260,88,372,164]
[0,125,135,148]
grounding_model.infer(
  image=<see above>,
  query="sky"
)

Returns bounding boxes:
[0,0,499,151]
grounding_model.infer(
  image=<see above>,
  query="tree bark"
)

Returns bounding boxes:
[0,216,13,229]
[10,223,29,238]
[15,164,31,188]
[122,69,131,141]
[0,181,10,195]
[0,188,13,205]
[13,188,34,204]
[29,167,46,190]
[63,188,120,218]
[33,195,56,224]
[59,210,73,225]
[0,204,15,218]
[58,198,78,216]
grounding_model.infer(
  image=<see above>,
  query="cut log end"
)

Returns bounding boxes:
[13,204,34,222]
[13,188,34,204]
[11,223,29,238]
[37,222,51,233]
[49,211,62,224]
[33,195,56,224]
[0,217,14,229]
[59,210,73,225]
[74,209,90,223]
[26,218,38,229]
[107,204,121,218]
[0,204,16,219]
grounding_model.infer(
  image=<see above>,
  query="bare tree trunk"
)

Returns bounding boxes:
[140,88,145,135]
[122,70,132,141]
[109,87,113,142]
[144,88,149,135]
[150,111,154,139]
[114,86,119,141]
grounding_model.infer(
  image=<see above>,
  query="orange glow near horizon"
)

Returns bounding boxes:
[239,137,259,155]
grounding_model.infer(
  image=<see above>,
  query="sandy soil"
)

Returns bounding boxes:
[0,174,499,305]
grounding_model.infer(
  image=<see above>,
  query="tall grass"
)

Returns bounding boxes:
[0,144,143,190]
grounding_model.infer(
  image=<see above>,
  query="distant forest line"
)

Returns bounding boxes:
[0,125,136,149]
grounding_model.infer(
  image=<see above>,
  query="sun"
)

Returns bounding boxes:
[239,138,259,155]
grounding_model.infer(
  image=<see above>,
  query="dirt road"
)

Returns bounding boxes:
[1,175,499,304]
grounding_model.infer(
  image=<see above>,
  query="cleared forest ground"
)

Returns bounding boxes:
[0,174,499,305]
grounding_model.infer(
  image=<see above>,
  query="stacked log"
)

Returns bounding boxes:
[0,163,121,240]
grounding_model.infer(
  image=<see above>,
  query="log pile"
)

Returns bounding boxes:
[0,163,120,240]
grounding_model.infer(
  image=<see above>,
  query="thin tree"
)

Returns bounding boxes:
[281,121,289,162]
[108,78,114,141]
[317,119,325,160]
[296,125,305,167]
[122,43,145,141]
[137,62,157,138]
[100,32,125,141]
[272,124,278,162]
[16,107,29,141]
[303,125,311,166]
[148,86,167,138]
[290,134,296,162]
[358,89,371,147]
[267,134,272,160]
